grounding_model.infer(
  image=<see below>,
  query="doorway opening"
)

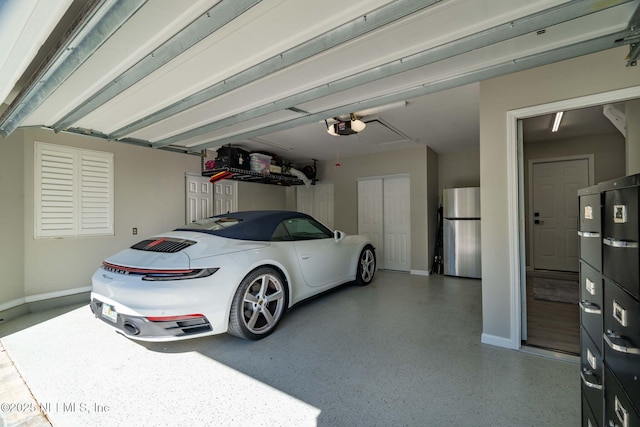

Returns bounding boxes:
[519,103,627,354]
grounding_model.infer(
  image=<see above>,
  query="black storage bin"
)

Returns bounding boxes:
[214,145,250,170]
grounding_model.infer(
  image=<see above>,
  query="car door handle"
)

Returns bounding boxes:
[301,255,310,260]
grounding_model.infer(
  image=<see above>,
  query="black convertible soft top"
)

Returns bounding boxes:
[176,210,325,241]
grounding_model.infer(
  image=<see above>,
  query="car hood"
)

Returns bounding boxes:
[104,231,268,270]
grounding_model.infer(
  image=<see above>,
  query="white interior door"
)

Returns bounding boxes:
[314,183,334,229]
[532,159,589,272]
[185,174,213,223]
[383,176,411,271]
[358,176,411,271]
[296,186,314,216]
[358,179,384,267]
[296,183,334,229]
[213,179,237,215]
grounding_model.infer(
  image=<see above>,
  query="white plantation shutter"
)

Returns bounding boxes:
[35,142,113,238]
[80,151,113,235]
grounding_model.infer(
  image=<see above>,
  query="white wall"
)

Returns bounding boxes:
[238,181,287,211]
[627,99,640,174]
[437,148,480,200]
[0,129,25,309]
[0,128,201,311]
[479,46,640,345]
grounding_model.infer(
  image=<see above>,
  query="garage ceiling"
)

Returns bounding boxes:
[1,0,639,163]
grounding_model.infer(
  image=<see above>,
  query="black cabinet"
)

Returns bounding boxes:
[580,175,640,426]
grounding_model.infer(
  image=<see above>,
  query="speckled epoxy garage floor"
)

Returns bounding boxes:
[0,271,579,426]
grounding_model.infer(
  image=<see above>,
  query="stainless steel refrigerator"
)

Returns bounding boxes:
[443,187,481,278]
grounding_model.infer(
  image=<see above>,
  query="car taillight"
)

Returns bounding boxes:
[102,262,218,281]
[142,268,218,281]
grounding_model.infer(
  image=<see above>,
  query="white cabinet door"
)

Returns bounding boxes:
[358,178,384,268]
[383,176,411,272]
[358,176,411,272]
[296,183,334,229]
[214,179,237,215]
[185,175,212,224]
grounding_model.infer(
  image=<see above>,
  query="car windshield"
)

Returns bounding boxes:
[182,216,242,231]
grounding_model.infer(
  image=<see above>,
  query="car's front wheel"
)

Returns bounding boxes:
[228,267,288,340]
[355,245,376,286]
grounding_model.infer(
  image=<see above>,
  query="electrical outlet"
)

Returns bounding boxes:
[132,227,138,235]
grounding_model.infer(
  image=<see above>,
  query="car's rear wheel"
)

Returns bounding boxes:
[355,245,376,286]
[228,267,287,340]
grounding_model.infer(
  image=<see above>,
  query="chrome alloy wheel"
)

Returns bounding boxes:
[240,272,285,335]
[356,246,376,286]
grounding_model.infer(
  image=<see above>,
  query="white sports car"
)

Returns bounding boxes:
[91,210,376,341]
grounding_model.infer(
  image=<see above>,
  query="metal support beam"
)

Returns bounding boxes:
[625,0,640,65]
[151,0,634,148]
[189,30,630,151]
[108,0,440,140]
[52,0,263,133]
[0,0,147,138]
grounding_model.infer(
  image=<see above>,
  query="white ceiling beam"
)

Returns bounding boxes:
[150,0,634,149]
[51,0,262,133]
[0,0,147,137]
[108,0,441,141]
[188,30,631,151]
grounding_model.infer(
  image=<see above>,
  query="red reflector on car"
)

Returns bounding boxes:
[146,314,205,322]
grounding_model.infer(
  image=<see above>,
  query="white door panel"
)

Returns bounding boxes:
[296,183,334,229]
[358,176,410,272]
[358,179,384,266]
[185,175,212,224]
[214,179,237,215]
[532,159,588,272]
[296,186,314,216]
[383,176,410,271]
[314,183,334,229]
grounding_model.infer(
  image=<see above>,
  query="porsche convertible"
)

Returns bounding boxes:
[90,210,376,341]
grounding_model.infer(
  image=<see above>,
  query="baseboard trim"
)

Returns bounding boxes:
[481,333,516,349]
[0,286,91,323]
[410,269,429,276]
[0,298,26,312]
[24,286,91,303]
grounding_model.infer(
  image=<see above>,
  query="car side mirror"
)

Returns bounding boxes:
[334,230,345,242]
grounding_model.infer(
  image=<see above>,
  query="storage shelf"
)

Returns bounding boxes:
[202,167,306,186]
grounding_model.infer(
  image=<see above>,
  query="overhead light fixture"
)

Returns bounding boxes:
[551,111,564,132]
[326,113,366,136]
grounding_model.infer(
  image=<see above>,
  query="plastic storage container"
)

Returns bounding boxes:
[250,153,271,174]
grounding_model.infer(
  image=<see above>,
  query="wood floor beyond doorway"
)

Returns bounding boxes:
[524,269,580,355]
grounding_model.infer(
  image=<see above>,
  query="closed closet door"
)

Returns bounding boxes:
[296,183,334,229]
[185,175,213,223]
[358,176,410,271]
